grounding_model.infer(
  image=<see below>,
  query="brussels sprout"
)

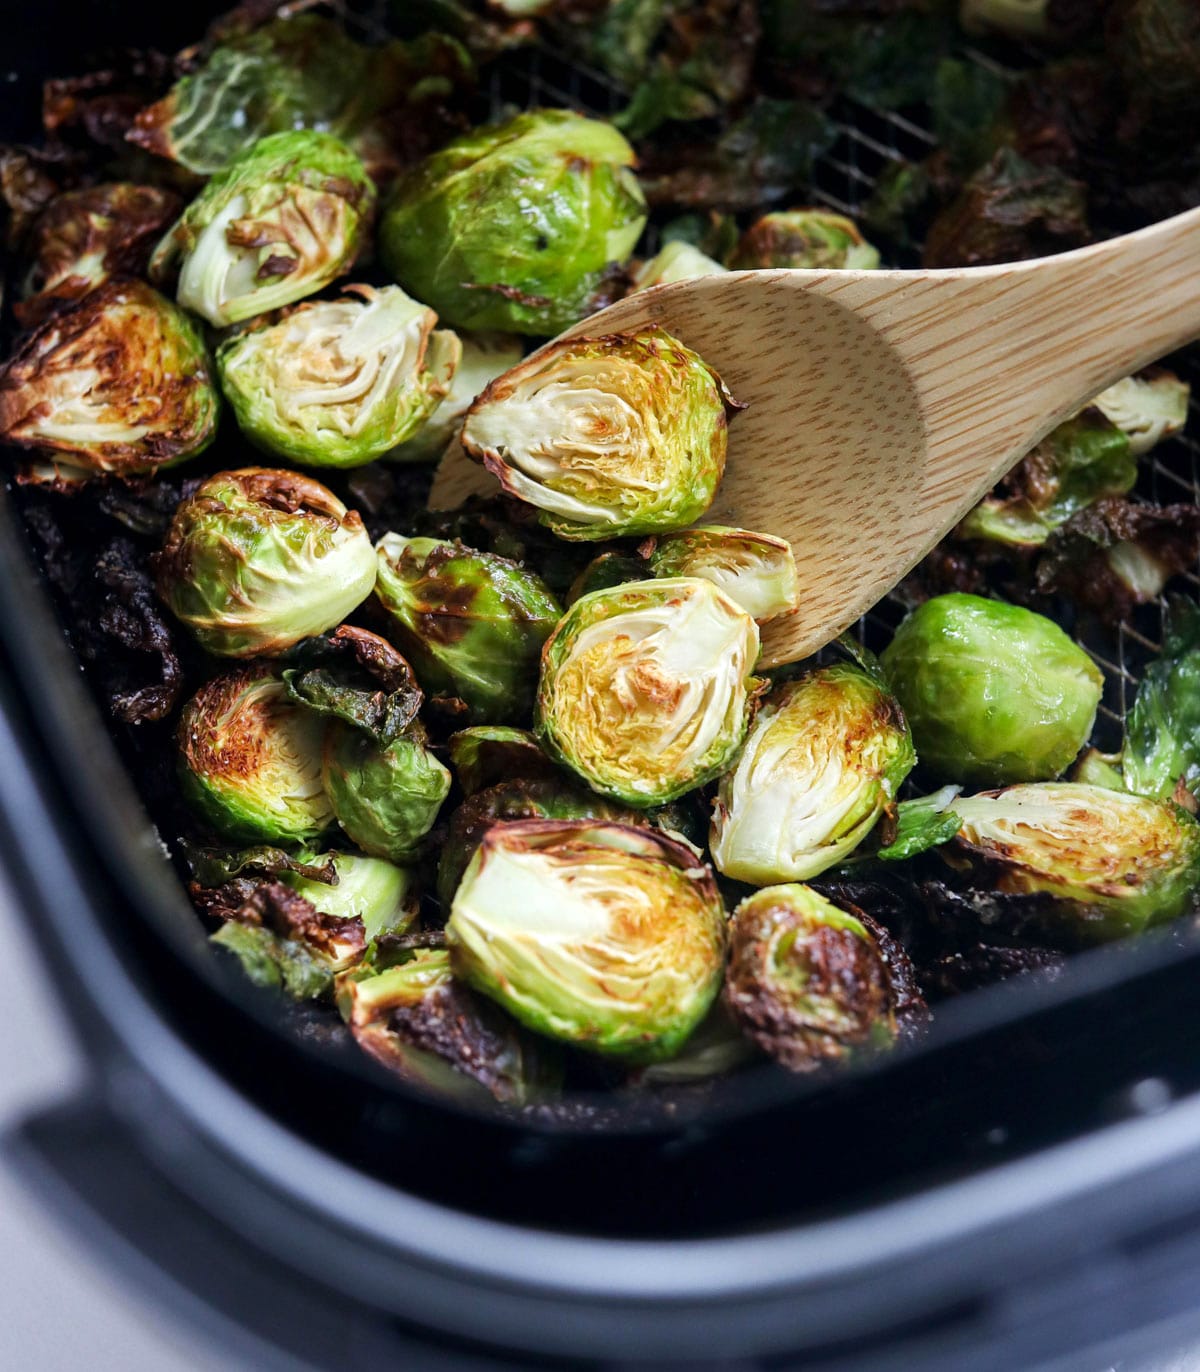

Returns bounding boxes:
[322,720,451,863]
[150,130,374,327]
[156,469,377,658]
[461,327,739,541]
[216,285,461,469]
[379,109,646,334]
[710,664,915,884]
[949,783,1200,943]
[336,949,561,1104]
[565,550,651,605]
[643,526,800,624]
[0,279,217,484]
[388,333,524,464]
[436,776,636,908]
[1070,748,1127,792]
[1091,369,1190,457]
[374,533,562,724]
[881,594,1103,787]
[178,664,333,843]
[279,851,417,942]
[447,819,727,1062]
[724,884,919,1072]
[632,241,727,290]
[447,726,559,796]
[1123,596,1200,806]
[16,183,182,325]
[957,411,1135,548]
[960,0,1095,41]
[537,577,762,807]
[726,209,881,271]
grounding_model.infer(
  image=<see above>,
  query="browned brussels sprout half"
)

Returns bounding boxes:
[643,525,800,624]
[156,469,377,659]
[724,884,924,1073]
[0,279,218,485]
[16,183,182,325]
[727,208,880,270]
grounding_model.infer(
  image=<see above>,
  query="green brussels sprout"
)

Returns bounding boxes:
[178,664,333,843]
[643,526,800,624]
[724,884,919,1072]
[875,788,963,862]
[156,468,377,658]
[388,333,524,464]
[374,533,562,724]
[710,664,915,884]
[632,240,727,290]
[436,776,636,908]
[957,411,1136,548]
[960,0,1095,41]
[726,209,881,271]
[322,720,451,863]
[216,285,461,469]
[150,130,375,327]
[15,183,182,326]
[461,327,739,541]
[881,594,1103,787]
[336,949,562,1104]
[0,279,218,485]
[1091,368,1190,457]
[446,726,559,796]
[379,109,647,335]
[536,577,762,807]
[1123,596,1200,806]
[950,783,1200,943]
[1069,748,1128,792]
[447,819,727,1062]
[279,850,417,942]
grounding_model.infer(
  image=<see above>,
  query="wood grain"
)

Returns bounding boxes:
[431,207,1200,667]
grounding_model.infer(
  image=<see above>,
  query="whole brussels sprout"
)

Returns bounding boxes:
[536,577,762,807]
[632,240,727,290]
[336,949,562,1104]
[724,884,921,1072]
[156,469,377,658]
[178,664,333,843]
[710,663,915,884]
[322,720,451,863]
[374,533,562,724]
[447,819,727,1062]
[1091,368,1190,457]
[643,526,800,624]
[949,783,1200,943]
[461,327,738,541]
[279,850,417,942]
[388,333,524,464]
[379,109,647,335]
[0,279,218,485]
[150,130,374,326]
[16,183,182,325]
[216,285,461,469]
[446,726,559,796]
[881,594,1103,787]
[726,209,881,271]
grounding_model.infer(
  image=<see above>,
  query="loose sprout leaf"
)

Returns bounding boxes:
[182,842,338,887]
[877,790,964,862]
[1124,596,1200,807]
[446,726,559,796]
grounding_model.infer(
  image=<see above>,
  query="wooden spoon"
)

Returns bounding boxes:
[430,207,1200,669]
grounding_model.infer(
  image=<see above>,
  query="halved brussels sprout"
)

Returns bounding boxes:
[16,183,182,325]
[950,783,1200,943]
[724,884,917,1072]
[216,285,461,469]
[726,209,881,271]
[336,949,562,1104]
[374,533,562,724]
[178,664,333,843]
[447,819,727,1062]
[461,327,738,541]
[150,130,374,326]
[536,577,762,806]
[388,333,524,464]
[322,720,451,864]
[1091,368,1190,457]
[633,240,726,290]
[643,526,800,623]
[379,109,647,335]
[447,726,559,796]
[0,279,217,484]
[710,664,915,884]
[881,594,1103,787]
[156,469,377,658]
[279,850,417,942]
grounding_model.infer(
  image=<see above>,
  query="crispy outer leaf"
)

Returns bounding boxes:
[1124,596,1200,805]
[877,790,963,862]
[281,626,423,747]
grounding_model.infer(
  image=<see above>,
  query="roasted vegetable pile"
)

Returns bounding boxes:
[3,0,1200,1113]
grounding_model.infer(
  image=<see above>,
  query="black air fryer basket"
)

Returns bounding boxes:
[5,4,1200,1369]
